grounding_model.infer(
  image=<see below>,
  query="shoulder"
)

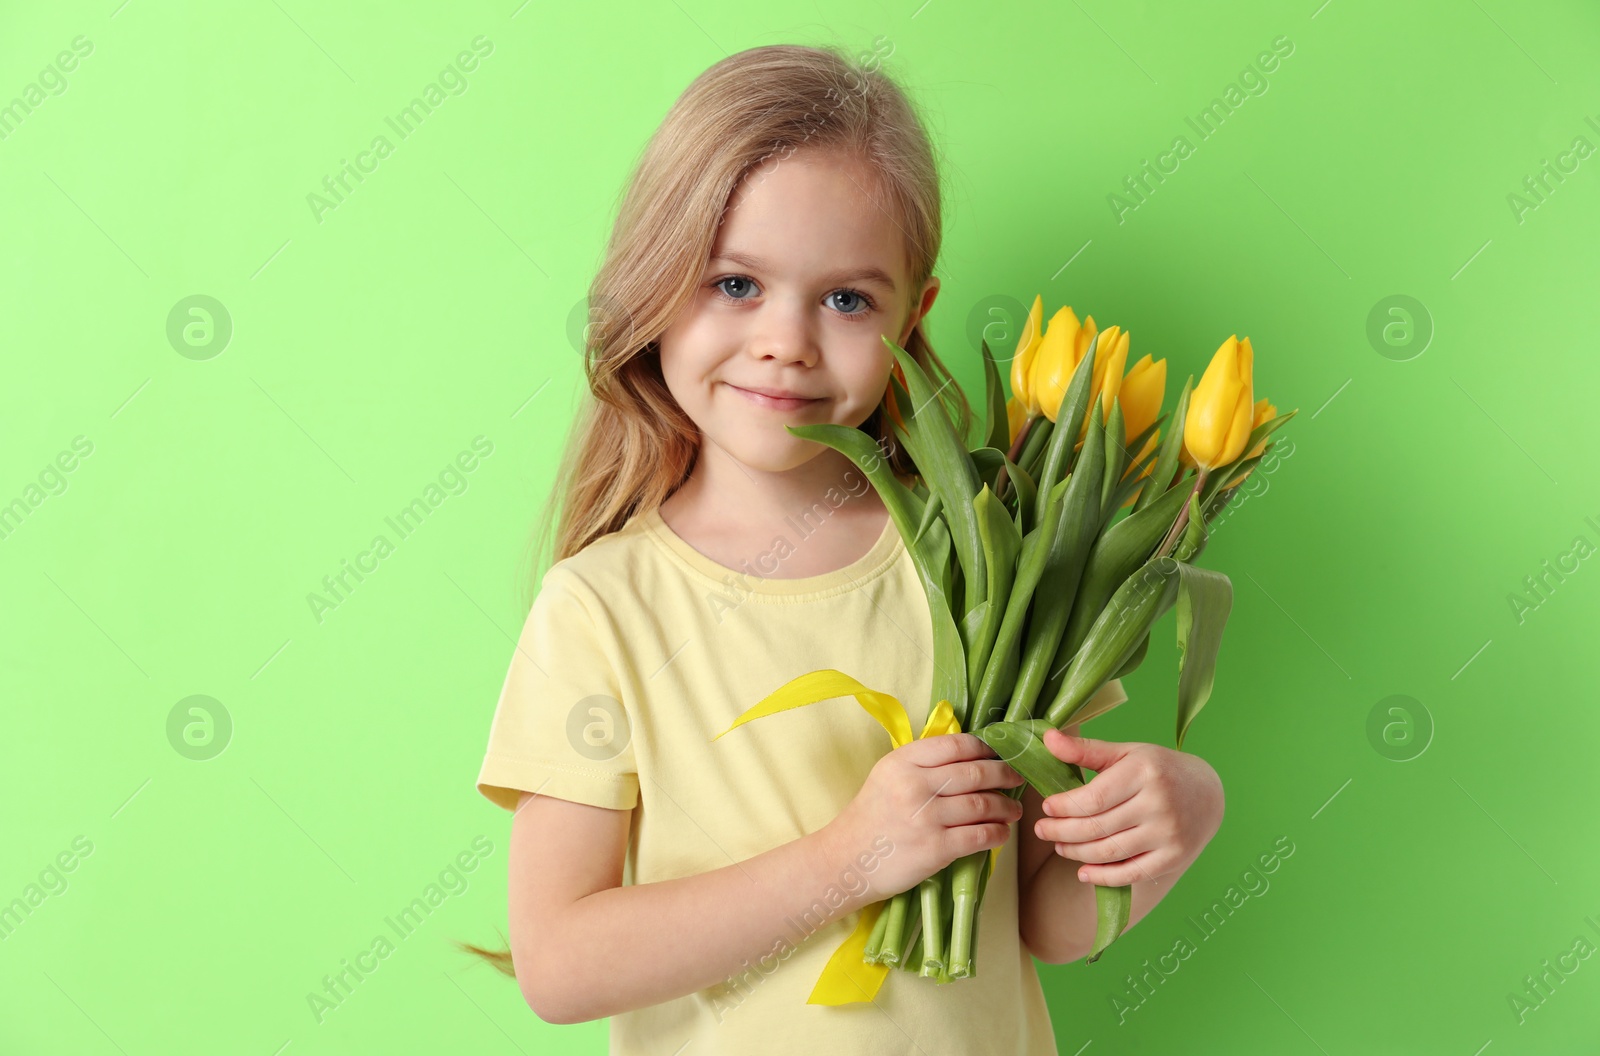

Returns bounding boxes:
[532,507,666,620]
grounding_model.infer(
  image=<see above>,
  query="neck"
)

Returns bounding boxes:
[670,438,893,532]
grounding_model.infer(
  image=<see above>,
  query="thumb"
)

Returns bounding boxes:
[1043,726,1127,773]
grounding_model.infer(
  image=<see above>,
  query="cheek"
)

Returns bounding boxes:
[844,361,892,405]
[656,317,719,388]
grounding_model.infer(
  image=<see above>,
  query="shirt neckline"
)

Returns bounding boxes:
[638,504,904,599]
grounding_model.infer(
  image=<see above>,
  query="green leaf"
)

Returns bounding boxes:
[1105,413,1167,516]
[1195,410,1297,505]
[883,335,987,620]
[1172,492,1207,563]
[972,719,1130,960]
[1087,885,1132,963]
[1042,553,1183,727]
[784,422,923,535]
[1112,631,1151,679]
[980,338,1010,454]
[1099,400,1128,525]
[919,517,972,730]
[1045,477,1194,705]
[1016,415,1053,491]
[968,485,1022,691]
[1000,451,1037,529]
[1003,399,1107,724]
[1033,333,1101,515]
[969,447,1007,494]
[784,420,971,725]
[1122,413,1166,472]
[971,500,1054,729]
[912,491,944,547]
[1174,562,1232,750]
[1199,450,1263,508]
[960,599,989,658]
[1132,376,1194,515]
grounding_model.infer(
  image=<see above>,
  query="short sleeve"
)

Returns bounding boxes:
[476,566,639,813]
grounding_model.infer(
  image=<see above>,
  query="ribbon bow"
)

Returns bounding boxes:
[711,668,1000,1005]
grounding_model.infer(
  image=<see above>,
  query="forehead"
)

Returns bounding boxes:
[711,150,911,291]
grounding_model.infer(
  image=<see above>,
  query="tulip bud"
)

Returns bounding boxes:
[1220,398,1279,490]
[1010,294,1045,417]
[1034,307,1096,424]
[1182,335,1254,470]
[1116,353,1167,445]
[1086,325,1130,440]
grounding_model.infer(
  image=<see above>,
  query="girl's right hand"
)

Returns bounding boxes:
[817,733,1025,899]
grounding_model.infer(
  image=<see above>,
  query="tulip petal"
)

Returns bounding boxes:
[1119,355,1167,443]
[1010,295,1044,416]
[1034,306,1082,423]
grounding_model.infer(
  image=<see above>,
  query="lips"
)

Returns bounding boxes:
[727,383,822,411]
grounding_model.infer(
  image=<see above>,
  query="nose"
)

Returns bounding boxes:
[747,297,820,367]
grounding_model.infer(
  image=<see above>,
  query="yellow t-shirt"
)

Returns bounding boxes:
[477,503,1127,1055]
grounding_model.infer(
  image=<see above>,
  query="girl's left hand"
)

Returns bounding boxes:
[1030,727,1224,887]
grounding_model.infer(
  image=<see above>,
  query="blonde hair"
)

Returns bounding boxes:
[465,41,973,981]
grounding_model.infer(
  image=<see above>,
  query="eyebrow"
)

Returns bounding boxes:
[709,251,899,293]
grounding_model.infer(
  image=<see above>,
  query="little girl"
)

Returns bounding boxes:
[471,43,1223,1054]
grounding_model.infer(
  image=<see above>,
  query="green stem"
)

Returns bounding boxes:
[1154,468,1207,558]
[862,897,892,963]
[947,850,986,977]
[876,889,914,967]
[995,413,1037,503]
[969,847,990,977]
[917,870,947,975]
[899,914,925,972]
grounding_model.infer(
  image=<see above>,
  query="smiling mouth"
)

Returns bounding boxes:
[727,384,822,411]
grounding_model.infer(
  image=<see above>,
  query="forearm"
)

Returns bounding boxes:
[1021,845,1197,964]
[535,830,872,1023]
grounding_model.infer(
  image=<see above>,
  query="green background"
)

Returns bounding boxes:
[3,0,1597,1052]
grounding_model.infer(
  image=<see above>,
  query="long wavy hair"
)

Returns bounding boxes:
[461,41,974,980]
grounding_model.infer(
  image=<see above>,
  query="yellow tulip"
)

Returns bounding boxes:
[1181,335,1254,471]
[1032,307,1098,424]
[1009,295,1045,416]
[1219,398,1279,490]
[1116,352,1167,445]
[1010,298,1155,451]
[1006,394,1028,448]
[1090,325,1130,429]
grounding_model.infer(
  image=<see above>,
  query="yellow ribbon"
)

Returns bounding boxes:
[711,669,1001,1005]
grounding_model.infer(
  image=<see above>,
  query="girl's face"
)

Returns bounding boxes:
[657,149,939,477]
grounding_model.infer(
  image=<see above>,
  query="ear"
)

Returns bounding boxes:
[898,276,941,345]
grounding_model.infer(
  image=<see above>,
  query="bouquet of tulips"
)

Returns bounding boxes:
[774,296,1296,989]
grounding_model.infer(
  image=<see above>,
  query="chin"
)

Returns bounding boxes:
[733,445,814,475]
[708,431,818,474]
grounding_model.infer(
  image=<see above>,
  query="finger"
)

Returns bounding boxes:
[1042,727,1130,774]
[1042,765,1139,819]
[910,732,996,767]
[935,791,1024,830]
[931,758,1026,798]
[1033,794,1143,847]
[1054,821,1156,866]
[1075,848,1170,887]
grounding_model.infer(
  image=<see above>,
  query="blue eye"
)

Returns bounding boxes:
[708,275,877,318]
[714,276,758,300]
[829,289,874,315]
